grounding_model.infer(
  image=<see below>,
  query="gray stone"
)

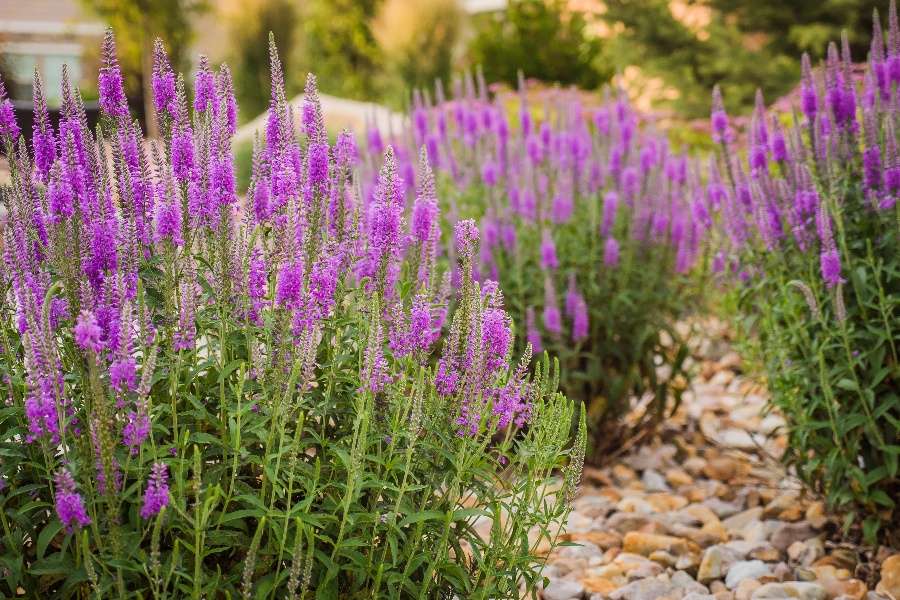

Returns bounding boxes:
[751,582,827,600]
[641,469,671,492]
[770,522,817,552]
[704,498,744,519]
[610,579,676,600]
[723,508,763,533]
[672,570,709,595]
[698,545,743,583]
[542,577,585,600]
[726,561,773,590]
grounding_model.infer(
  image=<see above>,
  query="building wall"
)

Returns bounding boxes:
[0,0,104,104]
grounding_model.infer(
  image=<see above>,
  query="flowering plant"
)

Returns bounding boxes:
[711,8,899,542]
[363,79,699,459]
[0,33,584,597]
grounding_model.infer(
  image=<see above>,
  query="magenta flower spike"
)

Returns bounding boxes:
[98,29,129,118]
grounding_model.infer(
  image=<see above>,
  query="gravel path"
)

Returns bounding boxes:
[538,323,900,600]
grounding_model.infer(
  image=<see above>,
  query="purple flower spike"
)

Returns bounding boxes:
[0,74,19,140]
[801,53,818,122]
[540,231,558,271]
[604,237,620,268]
[710,85,729,143]
[98,29,129,118]
[75,310,103,353]
[193,55,216,114]
[140,463,170,519]
[55,470,91,532]
[152,39,177,120]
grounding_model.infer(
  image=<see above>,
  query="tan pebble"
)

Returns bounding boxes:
[583,466,613,486]
[734,578,761,600]
[805,501,828,529]
[701,521,730,544]
[811,550,856,571]
[745,490,761,508]
[714,592,735,600]
[687,487,709,503]
[778,505,804,522]
[877,555,900,598]
[597,486,623,503]
[828,578,867,600]
[580,575,618,595]
[612,464,637,484]
[646,493,689,512]
[565,531,622,550]
[703,457,740,482]
[648,550,678,567]
[748,546,781,562]
[683,456,708,476]
[683,504,722,526]
[666,467,693,487]
[622,532,696,557]
[603,547,620,563]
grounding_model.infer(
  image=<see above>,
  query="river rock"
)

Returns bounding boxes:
[542,578,585,600]
[750,582,827,600]
[726,561,772,590]
[876,554,900,599]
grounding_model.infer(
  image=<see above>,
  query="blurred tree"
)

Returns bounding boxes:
[81,0,207,134]
[602,0,882,117]
[373,0,464,105]
[224,0,299,120]
[294,0,383,101]
[468,0,611,90]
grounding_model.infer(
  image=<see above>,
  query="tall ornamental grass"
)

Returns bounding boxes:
[711,8,899,542]
[364,80,703,459]
[0,32,585,598]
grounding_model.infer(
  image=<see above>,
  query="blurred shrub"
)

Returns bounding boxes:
[362,85,701,461]
[601,0,881,117]
[373,0,465,106]
[468,0,611,91]
[224,0,299,119]
[294,0,383,101]
[710,12,899,541]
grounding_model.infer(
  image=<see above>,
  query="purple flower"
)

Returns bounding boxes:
[801,53,818,121]
[539,231,559,271]
[710,86,729,143]
[542,279,561,336]
[572,296,589,343]
[820,248,844,289]
[98,29,128,118]
[55,470,91,532]
[152,39,177,119]
[335,130,358,170]
[482,307,512,375]
[140,463,170,519]
[123,411,151,453]
[75,310,103,352]
[481,160,499,186]
[31,72,56,177]
[604,237,620,268]
[171,128,195,181]
[193,55,216,114]
[526,307,542,354]
[110,357,136,392]
[601,191,618,236]
[454,219,480,262]
[0,75,19,140]
[155,198,183,246]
